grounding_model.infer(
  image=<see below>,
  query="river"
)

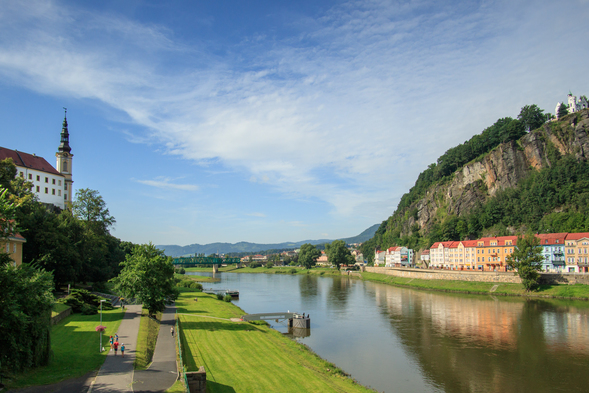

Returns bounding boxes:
[187,271,589,393]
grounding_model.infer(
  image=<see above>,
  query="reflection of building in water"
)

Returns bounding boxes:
[374,285,522,349]
[542,309,589,355]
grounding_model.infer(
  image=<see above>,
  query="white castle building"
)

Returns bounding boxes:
[0,113,73,209]
[555,93,589,118]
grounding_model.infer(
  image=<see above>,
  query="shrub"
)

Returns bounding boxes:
[265,261,274,269]
[81,304,98,315]
[175,267,186,275]
[223,294,232,302]
[189,282,203,290]
[216,293,224,300]
[250,262,261,268]
[91,281,109,292]
[289,269,297,274]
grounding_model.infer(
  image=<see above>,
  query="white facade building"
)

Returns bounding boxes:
[555,93,589,118]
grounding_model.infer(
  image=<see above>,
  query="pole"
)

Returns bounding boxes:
[99,299,105,353]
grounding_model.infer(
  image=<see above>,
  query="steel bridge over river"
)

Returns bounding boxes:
[172,256,242,272]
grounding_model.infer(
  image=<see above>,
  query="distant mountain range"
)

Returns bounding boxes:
[157,223,379,257]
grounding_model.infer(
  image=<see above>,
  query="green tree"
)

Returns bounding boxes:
[506,234,544,291]
[298,243,321,269]
[325,240,355,270]
[518,104,546,131]
[111,243,179,316]
[0,263,54,373]
[72,188,116,233]
[557,103,569,119]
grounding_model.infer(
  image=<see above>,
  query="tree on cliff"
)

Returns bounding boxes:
[325,240,355,270]
[111,243,178,316]
[518,104,546,131]
[298,243,321,269]
[557,103,569,119]
[506,234,544,291]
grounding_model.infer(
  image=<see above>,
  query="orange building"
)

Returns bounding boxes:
[565,233,589,273]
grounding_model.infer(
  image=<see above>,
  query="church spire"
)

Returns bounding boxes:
[58,107,71,154]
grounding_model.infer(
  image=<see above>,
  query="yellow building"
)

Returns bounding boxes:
[1,232,26,267]
[565,233,589,273]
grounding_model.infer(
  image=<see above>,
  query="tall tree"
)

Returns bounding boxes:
[325,240,355,270]
[557,103,569,119]
[111,243,178,316]
[72,188,116,233]
[518,104,546,131]
[298,243,321,269]
[506,234,544,291]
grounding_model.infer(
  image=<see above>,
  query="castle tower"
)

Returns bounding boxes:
[56,109,74,204]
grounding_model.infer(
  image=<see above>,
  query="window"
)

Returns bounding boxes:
[45,177,48,183]
[36,186,40,192]
[5,244,8,253]
[36,175,40,181]
[52,179,56,185]
[13,244,16,253]
[58,180,61,186]
[52,189,55,195]
[28,173,32,180]
[19,172,24,177]
[63,161,68,172]
[64,194,67,200]
[45,187,48,194]
[58,190,61,196]
[65,184,68,190]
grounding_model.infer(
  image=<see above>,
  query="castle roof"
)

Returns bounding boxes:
[0,147,62,176]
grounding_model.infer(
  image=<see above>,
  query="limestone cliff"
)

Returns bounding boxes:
[393,109,588,238]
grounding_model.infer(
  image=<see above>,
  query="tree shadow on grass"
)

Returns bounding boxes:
[180,320,267,333]
[206,381,236,393]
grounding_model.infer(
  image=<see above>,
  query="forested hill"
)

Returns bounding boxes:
[360,108,589,262]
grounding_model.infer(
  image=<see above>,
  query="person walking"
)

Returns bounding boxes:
[113,341,119,356]
[171,326,174,337]
[109,336,114,350]
[121,343,125,358]
[115,333,119,342]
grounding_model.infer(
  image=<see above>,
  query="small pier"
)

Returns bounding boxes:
[241,312,310,329]
[203,289,240,298]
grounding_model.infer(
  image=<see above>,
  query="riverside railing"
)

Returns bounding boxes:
[176,313,190,393]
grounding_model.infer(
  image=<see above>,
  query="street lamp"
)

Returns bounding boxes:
[99,299,106,352]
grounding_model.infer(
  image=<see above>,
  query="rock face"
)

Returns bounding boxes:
[401,110,589,235]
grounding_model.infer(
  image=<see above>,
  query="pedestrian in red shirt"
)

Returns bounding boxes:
[113,341,119,356]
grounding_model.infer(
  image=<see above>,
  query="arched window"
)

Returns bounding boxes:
[63,161,68,172]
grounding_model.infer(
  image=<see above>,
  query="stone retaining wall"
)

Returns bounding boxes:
[51,307,72,326]
[363,267,588,285]
[186,366,207,393]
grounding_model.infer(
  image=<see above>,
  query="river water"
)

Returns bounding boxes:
[188,272,589,393]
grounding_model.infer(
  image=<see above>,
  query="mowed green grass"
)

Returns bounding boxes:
[177,292,373,393]
[51,302,71,317]
[134,308,162,370]
[7,308,124,389]
[361,272,589,299]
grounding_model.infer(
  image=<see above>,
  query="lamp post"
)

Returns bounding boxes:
[99,299,106,352]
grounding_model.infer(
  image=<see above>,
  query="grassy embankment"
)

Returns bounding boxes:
[51,302,71,317]
[176,291,374,393]
[134,309,162,370]
[360,272,589,299]
[185,266,589,299]
[7,308,125,389]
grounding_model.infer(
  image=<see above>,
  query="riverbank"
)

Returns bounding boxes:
[185,266,589,300]
[176,291,374,392]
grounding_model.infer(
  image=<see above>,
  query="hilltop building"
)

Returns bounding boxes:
[0,113,73,209]
[555,93,589,118]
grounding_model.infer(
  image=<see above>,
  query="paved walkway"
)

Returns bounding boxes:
[133,304,178,392]
[89,304,143,393]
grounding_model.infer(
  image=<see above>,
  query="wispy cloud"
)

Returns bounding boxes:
[246,212,267,218]
[135,177,198,191]
[0,0,587,223]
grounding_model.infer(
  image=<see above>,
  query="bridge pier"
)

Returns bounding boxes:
[212,264,219,273]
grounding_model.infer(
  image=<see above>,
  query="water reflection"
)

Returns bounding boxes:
[188,272,588,393]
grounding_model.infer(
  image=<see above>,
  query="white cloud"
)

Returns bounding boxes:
[0,0,587,223]
[135,178,199,191]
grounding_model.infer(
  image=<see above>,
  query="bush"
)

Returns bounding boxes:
[250,262,261,268]
[223,294,232,302]
[91,281,109,292]
[216,293,224,300]
[175,267,186,275]
[290,269,297,274]
[265,261,274,269]
[189,282,203,290]
[81,304,98,315]
[177,280,194,288]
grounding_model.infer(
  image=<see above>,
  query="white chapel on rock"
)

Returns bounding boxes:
[0,112,74,210]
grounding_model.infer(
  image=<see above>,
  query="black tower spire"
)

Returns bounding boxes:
[58,107,71,153]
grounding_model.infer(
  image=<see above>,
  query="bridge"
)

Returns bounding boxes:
[172,256,242,272]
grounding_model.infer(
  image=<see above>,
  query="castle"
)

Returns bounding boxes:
[555,92,589,118]
[0,112,74,210]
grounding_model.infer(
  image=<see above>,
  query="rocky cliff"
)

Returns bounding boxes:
[395,109,588,238]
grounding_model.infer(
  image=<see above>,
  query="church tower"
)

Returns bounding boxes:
[56,109,74,204]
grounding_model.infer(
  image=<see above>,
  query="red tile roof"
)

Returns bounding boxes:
[536,233,568,244]
[0,147,62,176]
[565,232,590,240]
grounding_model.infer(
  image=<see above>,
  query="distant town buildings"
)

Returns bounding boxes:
[427,233,588,273]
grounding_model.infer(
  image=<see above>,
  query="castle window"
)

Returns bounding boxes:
[52,179,56,185]
[58,190,61,196]
[64,194,67,200]
[58,180,62,186]
[19,172,23,177]
[45,177,48,183]
[63,161,68,172]
[52,189,55,195]
[36,175,40,181]
[28,174,32,180]
[45,187,48,194]
[36,186,40,192]
[65,184,68,190]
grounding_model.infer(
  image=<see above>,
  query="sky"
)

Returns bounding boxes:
[0,0,588,246]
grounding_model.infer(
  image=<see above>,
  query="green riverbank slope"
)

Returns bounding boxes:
[176,291,374,393]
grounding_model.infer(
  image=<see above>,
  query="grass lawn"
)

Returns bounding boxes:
[51,302,71,317]
[134,308,162,370]
[7,308,125,389]
[176,292,373,393]
[360,272,589,299]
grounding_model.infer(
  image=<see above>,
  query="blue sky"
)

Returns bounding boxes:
[0,0,588,246]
